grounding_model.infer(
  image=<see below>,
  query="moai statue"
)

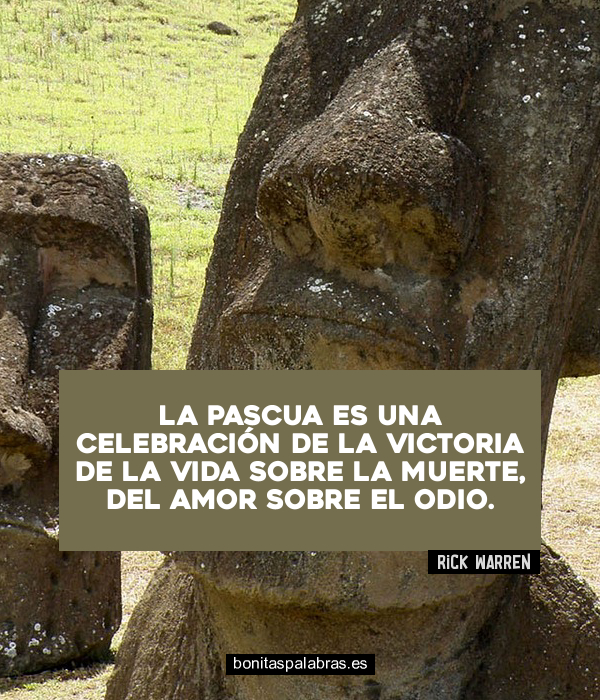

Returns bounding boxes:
[108,1,600,698]
[0,154,152,676]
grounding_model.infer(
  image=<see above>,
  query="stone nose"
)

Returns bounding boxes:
[258,117,483,277]
[256,30,484,277]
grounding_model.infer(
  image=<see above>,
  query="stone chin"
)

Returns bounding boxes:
[0,525,121,677]
[177,551,502,611]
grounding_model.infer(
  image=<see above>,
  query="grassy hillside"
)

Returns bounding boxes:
[0,0,296,368]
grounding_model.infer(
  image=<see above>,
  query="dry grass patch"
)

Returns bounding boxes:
[543,375,600,595]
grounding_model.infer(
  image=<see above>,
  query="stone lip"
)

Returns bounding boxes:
[0,507,57,539]
[219,258,441,368]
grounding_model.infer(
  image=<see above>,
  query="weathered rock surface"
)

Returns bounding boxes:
[110,0,600,697]
[0,154,152,676]
[464,544,600,699]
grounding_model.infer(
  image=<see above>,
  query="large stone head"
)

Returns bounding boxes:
[0,154,152,675]
[178,2,600,698]
[189,0,600,443]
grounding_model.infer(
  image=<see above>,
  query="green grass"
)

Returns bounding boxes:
[0,0,296,368]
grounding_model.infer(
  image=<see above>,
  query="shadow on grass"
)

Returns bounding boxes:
[0,656,114,693]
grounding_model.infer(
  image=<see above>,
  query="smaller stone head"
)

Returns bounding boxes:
[0,154,152,675]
